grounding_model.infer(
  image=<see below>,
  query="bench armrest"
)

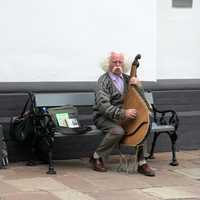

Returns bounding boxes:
[152,105,179,131]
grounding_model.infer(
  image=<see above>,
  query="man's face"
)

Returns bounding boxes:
[109,53,124,76]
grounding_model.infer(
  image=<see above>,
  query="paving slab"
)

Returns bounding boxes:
[143,186,200,199]
[137,168,199,187]
[54,175,101,193]
[1,192,60,200]
[4,177,67,192]
[0,180,20,195]
[88,189,160,200]
[84,171,152,191]
[174,168,200,180]
[51,190,95,200]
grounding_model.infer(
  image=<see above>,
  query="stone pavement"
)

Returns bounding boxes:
[0,150,200,200]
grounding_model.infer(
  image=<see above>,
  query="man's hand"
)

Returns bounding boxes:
[129,77,141,86]
[125,109,137,119]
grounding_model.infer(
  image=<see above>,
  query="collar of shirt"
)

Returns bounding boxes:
[108,72,123,81]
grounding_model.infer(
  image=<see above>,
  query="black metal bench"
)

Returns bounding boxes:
[144,92,179,166]
[32,91,179,174]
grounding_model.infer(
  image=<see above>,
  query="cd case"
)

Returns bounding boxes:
[56,113,79,128]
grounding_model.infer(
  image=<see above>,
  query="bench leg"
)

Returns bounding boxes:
[148,132,160,159]
[26,147,38,166]
[47,150,56,174]
[169,132,179,166]
[46,138,56,175]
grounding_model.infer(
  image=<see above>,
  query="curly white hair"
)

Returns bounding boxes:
[100,52,132,73]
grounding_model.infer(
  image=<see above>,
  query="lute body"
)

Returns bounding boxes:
[122,54,150,145]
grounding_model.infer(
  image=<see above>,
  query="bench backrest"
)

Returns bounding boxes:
[34,92,95,107]
[34,91,154,107]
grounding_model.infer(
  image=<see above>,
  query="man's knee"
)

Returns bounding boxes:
[110,126,125,137]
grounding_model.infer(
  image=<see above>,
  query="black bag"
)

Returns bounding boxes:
[10,92,56,165]
[11,114,33,143]
[48,105,92,135]
[10,93,34,143]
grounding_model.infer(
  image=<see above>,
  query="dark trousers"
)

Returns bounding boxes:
[95,119,145,161]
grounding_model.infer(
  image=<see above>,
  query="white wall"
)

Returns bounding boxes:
[157,0,200,79]
[0,0,156,82]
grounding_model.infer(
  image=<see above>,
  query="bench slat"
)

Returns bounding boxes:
[34,92,95,107]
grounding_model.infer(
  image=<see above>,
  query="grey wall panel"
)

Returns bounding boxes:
[153,90,200,112]
[178,116,200,150]
[0,94,29,117]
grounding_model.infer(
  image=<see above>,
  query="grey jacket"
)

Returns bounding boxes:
[93,72,130,124]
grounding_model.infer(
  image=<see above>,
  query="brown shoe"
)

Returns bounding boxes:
[138,163,155,177]
[89,156,107,172]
